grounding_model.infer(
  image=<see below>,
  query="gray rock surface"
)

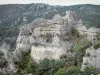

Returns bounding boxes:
[77,26,100,43]
[0,43,17,75]
[82,47,100,70]
[15,11,81,61]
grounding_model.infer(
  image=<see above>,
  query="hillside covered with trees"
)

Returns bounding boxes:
[0,4,100,28]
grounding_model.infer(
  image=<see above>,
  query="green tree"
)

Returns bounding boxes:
[71,26,80,38]
[54,68,67,75]
[66,66,84,75]
[48,59,56,75]
[35,58,65,75]
[72,39,92,67]
[35,58,49,75]
[15,52,36,75]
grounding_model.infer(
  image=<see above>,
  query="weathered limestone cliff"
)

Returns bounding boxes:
[82,47,100,70]
[0,43,16,74]
[15,10,100,70]
[78,27,100,70]
[15,10,82,62]
[77,27,100,43]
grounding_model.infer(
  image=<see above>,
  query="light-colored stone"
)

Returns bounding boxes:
[82,47,100,70]
[16,11,81,61]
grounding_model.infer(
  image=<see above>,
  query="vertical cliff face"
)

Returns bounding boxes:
[65,11,82,28]
[30,22,73,61]
[15,11,83,62]
[82,47,100,70]
[16,33,32,53]
[0,43,17,74]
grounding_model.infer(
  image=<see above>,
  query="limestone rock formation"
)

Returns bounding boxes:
[65,11,82,28]
[77,26,100,43]
[15,10,83,62]
[86,27,100,43]
[0,43,17,75]
[77,26,87,35]
[52,14,64,24]
[82,47,100,70]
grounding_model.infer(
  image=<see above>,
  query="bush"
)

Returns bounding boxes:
[72,39,92,67]
[93,43,100,49]
[15,52,36,75]
[35,58,50,75]
[72,39,92,52]
[35,58,65,75]
[84,67,100,75]
[66,66,84,75]
[15,55,66,75]
[54,68,67,75]
[54,66,84,75]
[71,26,80,38]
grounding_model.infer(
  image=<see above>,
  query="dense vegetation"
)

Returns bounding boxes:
[0,26,19,38]
[15,52,100,75]
[72,39,92,67]
[0,4,100,28]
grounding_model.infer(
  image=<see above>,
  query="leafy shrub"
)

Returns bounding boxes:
[66,66,84,75]
[72,39,92,67]
[54,68,67,75]
[93,43,100,49]
[84,67,100,75]
[35,58,65,75]
[15,52,36,75]
[71,26,80,38]
[35,58,50,75]
[72,39,92,52]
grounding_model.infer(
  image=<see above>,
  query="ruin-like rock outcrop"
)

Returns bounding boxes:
[15,11,83,62]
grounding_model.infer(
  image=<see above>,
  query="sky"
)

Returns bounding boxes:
[0,0,100,6]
